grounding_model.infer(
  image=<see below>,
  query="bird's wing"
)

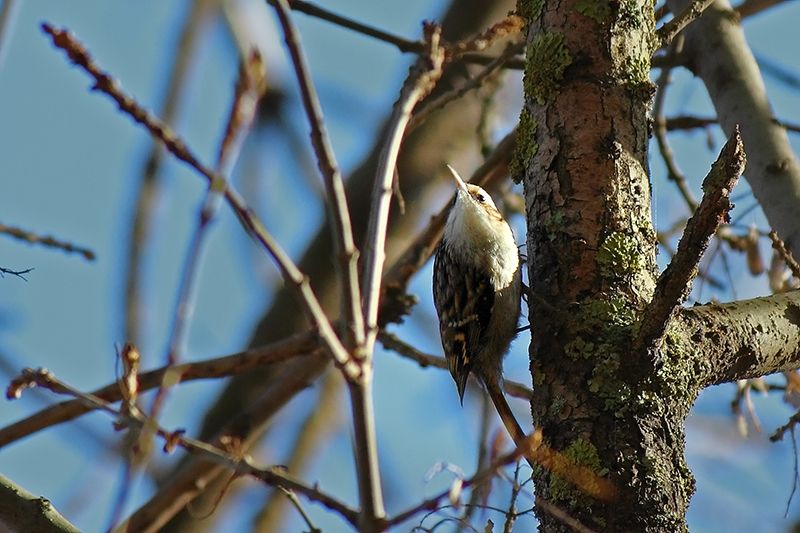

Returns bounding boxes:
[433,244,494,399]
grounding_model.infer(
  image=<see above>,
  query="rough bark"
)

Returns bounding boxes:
[666,0,800,251]
[519,0,696,529]
[678,289,800,386]
[519,1,800,530]
[0,474,80,533]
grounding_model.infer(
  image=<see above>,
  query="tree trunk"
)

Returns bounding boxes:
[520,1,696,529]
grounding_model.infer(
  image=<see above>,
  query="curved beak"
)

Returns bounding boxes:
[446,164,470,195]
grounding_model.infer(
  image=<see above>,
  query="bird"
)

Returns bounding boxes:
[433,164,524,442]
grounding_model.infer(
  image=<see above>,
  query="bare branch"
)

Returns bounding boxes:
[678,290,800,386]
[635,127,745,355]
[769,230,800,280]
[272,0,527,70]
[0,473,80,533]
[664,114,800,134]
[362,23,445,351]
[41,23,357,378]
[269,0,365,350]
[410,41,524,132]
[656,0,716,48]
[770,409,800,443]
[666,0,800,252]
[147,46,266,443]
[254,372,342,530]
[653,37,699,212]
[7,368,358,528]
[0,333,317,448]
[0,267,33,281]
[0,222,95,261]
[276,0,423,53]
[386,442,529,527]
[352,22,446,528]
[377,330,532,401]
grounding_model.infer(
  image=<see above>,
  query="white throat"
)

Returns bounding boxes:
[443,192,519,290]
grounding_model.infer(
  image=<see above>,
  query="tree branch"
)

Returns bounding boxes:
[0,222,95,261]
[41,22,358,379]
[119,352,330,531]
[0,333,318,448]
[652,37,699,212]
[666,0,800,252]
[269,0,365,350]
[0,473,80,533]
[6,368,359,529]
[679,289,800,386]
[634,127,745,355]
[362,23,445,352]
[377,330,532,401]
[353,22,446,529]
[123,0,213,345]
[656,0,716,48]
[770,230,800,280]
[272,0,527,70]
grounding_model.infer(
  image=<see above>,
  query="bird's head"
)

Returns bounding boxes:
[446,164,501,217]
[443,164,509,252]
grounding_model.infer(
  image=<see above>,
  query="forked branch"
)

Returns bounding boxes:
[634,127,745,355]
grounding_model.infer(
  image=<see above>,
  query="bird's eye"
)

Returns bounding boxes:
[476,193,485,203]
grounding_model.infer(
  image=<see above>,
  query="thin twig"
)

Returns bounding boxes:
[769,230,800,280]
[377,330,532,401]
[272,0,526,70]
[110,50,268,530]
[389,434,606,530]
[634,127,746,355]
[269,0,385,524]
[121,352,328,531]
[386,443,529,527]
[149,49,266,428]
[409,41,524,133]
[656,0,716,47]
[664,114,800,134]
[653,37,698,212]
[770,409,800,442]
[279,488,322,533]
[362,23,445,351]
[0,267,33,280]
[448,14,525,56]
[275,0,424,53]
[41,23,357,378]
[0,332,318,448]
[0,222,95,260]
[6,368,359,528]
[457,397,495,531]
[502,461,523,533]
[254,371,342,530]
[269,0,365,350]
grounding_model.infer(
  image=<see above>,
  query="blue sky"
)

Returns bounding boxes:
[2,1,800,531]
